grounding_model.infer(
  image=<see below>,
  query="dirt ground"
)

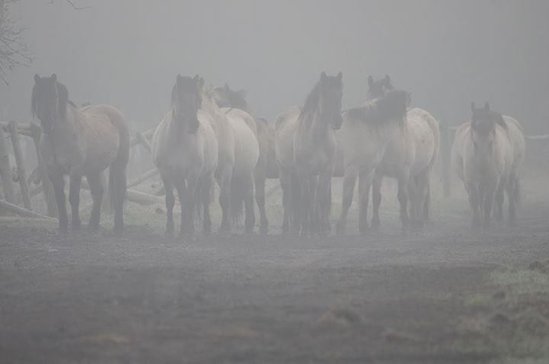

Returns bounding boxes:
[1,163,549,363]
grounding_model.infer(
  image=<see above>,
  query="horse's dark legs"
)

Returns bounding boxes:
[243,173,255,234]
[371,173,383,230]
[49,170,68,233]
[163,178,175,236]
[254,171,268,234]
[336,167,357,235]
[494,179,505,222]
[280,170,292,234]
[86,172,104,231]
[506,175,518,225]
[467,183,481,229]
[69,175,82,230]
[317,171,332,234]
[217,169,232,233]
[397,174,410,231]
[358,169,373,235]
[201,173,213,234]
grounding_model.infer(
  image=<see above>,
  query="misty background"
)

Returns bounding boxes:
[1,0,548,134]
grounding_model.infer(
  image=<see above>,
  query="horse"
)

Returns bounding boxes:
[212,84,278,233]
[364,75,440,230]
[452,102,524,228]
[31,74,129,233]
[275,71,343,235]
[151,75,218,238]
[201,82,260,233]
[335,88,409,235]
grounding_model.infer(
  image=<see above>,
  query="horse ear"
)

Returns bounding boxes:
[368,75,373,87]
[471,102,476,113]
[484,102,490,111]
[51,73,57,82]
[34,74,40,83]
[336,71,343,82]
[224,83,230,91]
[384,74,391,84]
[320,72,327,81]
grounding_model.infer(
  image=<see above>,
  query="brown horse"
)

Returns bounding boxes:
[32,74,129,233]
[275,72,343,235]
[212,84,278,233]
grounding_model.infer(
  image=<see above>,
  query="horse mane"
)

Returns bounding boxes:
[299,81,321,120]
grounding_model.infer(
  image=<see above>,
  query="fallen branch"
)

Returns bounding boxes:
[0,199,56,220]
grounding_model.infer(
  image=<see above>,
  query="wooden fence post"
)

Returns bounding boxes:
[8,121,32,209]
[0,125,16,205]
[440,122,451,198]
[29,123,57,217]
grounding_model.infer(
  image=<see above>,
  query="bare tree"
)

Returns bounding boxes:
[0,0,31,84]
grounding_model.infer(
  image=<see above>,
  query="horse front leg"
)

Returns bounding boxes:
[466,182,480,229]
[163,177,175,236]
[86,172,104,231]
[371,172,383,230]
[506,175,519,225]
[243,172,256,234]
[200,173,214,234]
[397,172,410,231]
[254,169,268,234]
[217,168,232,233]
[175,179,190,239]
[494,178,505,222]
[69,174,82,230]
[49,170,68,233]
[336,166,357,235]
[358,168,374,235]
[279,169,292,234]
[317,171,332,235]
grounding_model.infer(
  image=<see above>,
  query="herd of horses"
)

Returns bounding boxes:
[30,72,525,237]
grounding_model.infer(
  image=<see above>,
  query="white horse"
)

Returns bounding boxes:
[363,76,440,230]
[336,89,409,235]
[452,103,524,228]
[152,75,218,237]
[201,82,259,233]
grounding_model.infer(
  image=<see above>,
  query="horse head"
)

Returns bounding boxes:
[470,102,501,158]
[318,71,344,130]
[32,73,69,134]
[171,74,202,133]
[212,83,248,111]
[367,74,394,100]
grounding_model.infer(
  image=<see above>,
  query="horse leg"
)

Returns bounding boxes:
[318,171,332,234]
[201,173,213,234]
[336,167,357,235]
[255,169,268,234]
[110,163,127,234]
[467,182,480,229]
[86,172,104,231]
[175,180,190,239]
[358,169,374,235]
[507,175,518,225]
[217,168,232,233]
[244,173,255,234]
[69,174,82,230]
[494,179,505,222]
[186,175,199,237]
[423,177,431,223]
[296,170,311,236]
[397,173,410,231]
[413,171,429,229]
[290,170,302,235]
[163,177,175,236]
[279,170,291,234]
[483,185,495,228]
[371,172,383,230]
[49,170,68,233]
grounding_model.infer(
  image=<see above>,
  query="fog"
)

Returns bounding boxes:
[1,0,549,133]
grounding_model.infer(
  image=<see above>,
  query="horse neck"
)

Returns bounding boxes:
[298,107,333,143]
